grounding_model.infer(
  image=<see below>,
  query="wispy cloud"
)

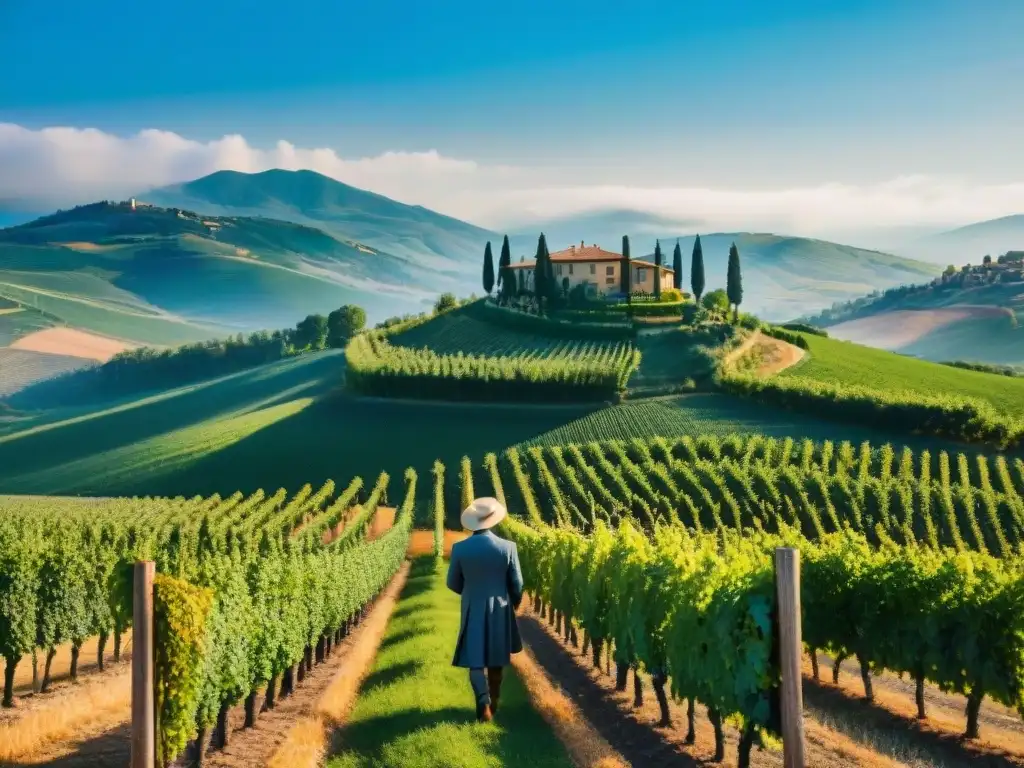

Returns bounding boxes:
[2,123,1023,239]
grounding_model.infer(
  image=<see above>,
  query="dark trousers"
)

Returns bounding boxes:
[469,667,503,706]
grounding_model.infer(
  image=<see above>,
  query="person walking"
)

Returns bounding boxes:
[446,497,524,722]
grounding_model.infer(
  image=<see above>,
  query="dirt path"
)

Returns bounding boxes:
[511,640,629,767]
[0,663,131,765]
[720,330,762,371]
[6,632,133,700]
[804,655,1024,767]
[518,607,900,767]
[406,529,468,558]
[754,335,806,375]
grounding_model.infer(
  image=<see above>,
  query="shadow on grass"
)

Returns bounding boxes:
[0,352,348,485]
[329,706,475,759]
[358,659,423,696]
[376,626,423,652]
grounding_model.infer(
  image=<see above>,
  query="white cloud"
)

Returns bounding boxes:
[2,123,1024,240]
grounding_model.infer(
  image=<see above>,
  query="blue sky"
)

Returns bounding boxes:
[1,0,1023,234]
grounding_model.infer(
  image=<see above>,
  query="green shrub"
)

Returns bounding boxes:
[154,575,215,767]
[762,326,810,349]
[702,289,730,314]
[434,293,458,314]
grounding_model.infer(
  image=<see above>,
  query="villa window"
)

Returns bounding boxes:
[590,264,596,275]
[636,268,646,282]
[569,264,574,275]
[606,265,614,276]
[556,264,562,276]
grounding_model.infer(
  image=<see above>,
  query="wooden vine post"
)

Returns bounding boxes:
[775,547,806,768]
[132,560,156,768]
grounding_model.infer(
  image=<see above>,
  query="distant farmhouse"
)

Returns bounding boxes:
[509,241,673,298]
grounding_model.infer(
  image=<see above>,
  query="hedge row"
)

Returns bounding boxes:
[760,326,810,349]
[720,373,1024,450]
[780,322,828,337]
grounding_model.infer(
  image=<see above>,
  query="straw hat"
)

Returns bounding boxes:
[461,497,507,532]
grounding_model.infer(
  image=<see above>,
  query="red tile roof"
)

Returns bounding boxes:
[508,253,673,273]
[549,243,621,262]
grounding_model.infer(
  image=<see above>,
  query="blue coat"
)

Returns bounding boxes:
[446,529,525,668]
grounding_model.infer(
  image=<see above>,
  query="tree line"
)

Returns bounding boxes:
[8,306,368,407]
[481,233,744,322]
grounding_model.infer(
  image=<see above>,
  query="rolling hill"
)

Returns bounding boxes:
[144,168,495,274]
[799,254,1024,364]
[902,214,1024,265]
[148,173,941,321]
[0,201,445,342]
[507,211,940,320]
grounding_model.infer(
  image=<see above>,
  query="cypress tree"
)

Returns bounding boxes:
[727,241,743,323]
[621,235,632,316]
[672,239,683,290]
[482,241,495,295]
[654,240,663,300]
[690,234,705,304]
[534,233,549,314]
[497,235,511,289]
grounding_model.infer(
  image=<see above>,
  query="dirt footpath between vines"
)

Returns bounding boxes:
[804,655,1024,768]
[518,606,901,768]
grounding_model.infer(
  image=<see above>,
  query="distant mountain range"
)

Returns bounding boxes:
[0,169,989,353]
[145,169,493,273]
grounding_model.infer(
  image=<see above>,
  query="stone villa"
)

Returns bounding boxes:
[508,242,674,297]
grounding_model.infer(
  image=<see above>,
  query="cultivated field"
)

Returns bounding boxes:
[0,349,972,500]
[6,299,1024,768]
[10,326,132,361]
[827,306,1011,349]
[0,348,94,397]
[782,331,1024,415]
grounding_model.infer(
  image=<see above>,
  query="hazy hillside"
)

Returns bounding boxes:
[144,169,496,275]
[0,201,442,344]
[896,214,1024,265]
[506,211,939,320]
[799,254,1024,364]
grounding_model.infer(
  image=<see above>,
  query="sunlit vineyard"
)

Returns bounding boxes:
[0,471,413,765]
[392,306,630,359]
[346,330,640,401]
[782,331,1024,416]
[448,441,1024,761]
[492,434,1024,555]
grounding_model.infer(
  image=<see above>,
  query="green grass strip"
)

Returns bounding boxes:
[328,556,573,768]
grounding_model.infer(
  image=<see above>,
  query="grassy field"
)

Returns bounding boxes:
[0,350,982,500]
[0,281,220,346]
[782,332,1024,414]
[327,557,572,768]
